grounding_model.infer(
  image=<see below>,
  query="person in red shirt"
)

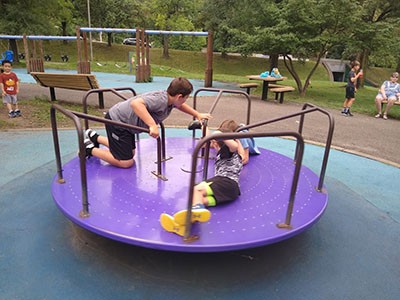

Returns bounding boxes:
[1,60,20,118]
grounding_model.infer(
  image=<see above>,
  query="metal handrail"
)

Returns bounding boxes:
[51,104,166,218]
[192,88,252,139]
[183,131,305,241]
[82,87,136,129]
[238,103,334,192]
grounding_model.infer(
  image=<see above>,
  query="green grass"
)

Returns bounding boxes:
[4,39,399,119]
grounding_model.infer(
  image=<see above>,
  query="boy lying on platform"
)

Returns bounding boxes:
[160,121,243,236]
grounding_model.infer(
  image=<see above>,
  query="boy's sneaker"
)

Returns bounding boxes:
[160,213,186,236]
[346,111,353,117]
[173,204,211,225]
[82,138,95,158]
[187,120,202,130]
[14,110,22,117]
[85,129,100,148]
[8,110,16,118]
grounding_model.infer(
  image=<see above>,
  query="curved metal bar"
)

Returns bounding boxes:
[238,105,334,192]
[51,104,89,217]
[50,106,166,218]
[191,88,252,139]
[82,87,136,129]
[298,103,335,192]
[183,131,304,240]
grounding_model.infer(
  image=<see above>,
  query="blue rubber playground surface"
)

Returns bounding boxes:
[1,128,399,300]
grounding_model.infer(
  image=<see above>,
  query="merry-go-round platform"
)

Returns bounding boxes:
[52,136,328,252]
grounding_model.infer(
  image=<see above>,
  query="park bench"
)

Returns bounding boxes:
[270,86,295,103]
[381,99,400,111]
[237,82,259,95]
[30,72,105,107]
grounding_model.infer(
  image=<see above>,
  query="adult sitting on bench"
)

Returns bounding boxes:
[374,72,400,120]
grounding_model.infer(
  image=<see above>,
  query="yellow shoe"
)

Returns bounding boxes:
[160,213,186,236]
[173,208,211,225]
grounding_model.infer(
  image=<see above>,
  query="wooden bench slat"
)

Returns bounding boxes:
[238,83,259,88]
[269,87,295,92]
[381,100,400,105]
[30,72,100,90]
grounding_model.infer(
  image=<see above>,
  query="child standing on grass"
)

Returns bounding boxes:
[160,121,243,236]
[341,60,362,117]
[1,60,21,118]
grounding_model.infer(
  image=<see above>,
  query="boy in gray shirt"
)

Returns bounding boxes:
[84,77,211,168]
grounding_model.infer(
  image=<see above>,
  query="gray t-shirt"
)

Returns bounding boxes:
[108,90,173,133]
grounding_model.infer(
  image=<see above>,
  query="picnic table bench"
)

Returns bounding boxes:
[270,86,295,103]
[237,82,259,95]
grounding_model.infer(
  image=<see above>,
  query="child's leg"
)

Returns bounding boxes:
[347,98,355,108]
[97,135,110,148]
[91,147,135,168]
[173,182,212,225]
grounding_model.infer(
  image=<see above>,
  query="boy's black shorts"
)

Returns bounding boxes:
[105,113,136,160]
[207,176,240,204]
[346,86,355,99]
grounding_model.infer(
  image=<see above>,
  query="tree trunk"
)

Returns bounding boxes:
[107,33,112,47]
[9,39,19,63]
[358,48,368,88]
[163,35,169,58]
[269,53,279,72]
[61,21,68,45]
[283,55,303,95]
[396,58,400,73]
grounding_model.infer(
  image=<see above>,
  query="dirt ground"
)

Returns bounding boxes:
[3,82,400,167]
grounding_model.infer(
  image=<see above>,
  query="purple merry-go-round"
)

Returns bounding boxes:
[50,88,334,253]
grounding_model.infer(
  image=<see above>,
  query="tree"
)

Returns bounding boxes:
[345,0,400,87]
[73,0,134,46]
[0,0,61,61]
[239,0,359,96]
[151,0,203,57]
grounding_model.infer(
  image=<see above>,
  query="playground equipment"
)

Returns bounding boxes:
[50,88,334,252]
[0,50,13,64]
[79,27,213,86]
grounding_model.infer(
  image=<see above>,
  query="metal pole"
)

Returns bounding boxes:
[87,0,93,61]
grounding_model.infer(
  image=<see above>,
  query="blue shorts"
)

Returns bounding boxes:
[377,93,398,101]
[2,94,17,104]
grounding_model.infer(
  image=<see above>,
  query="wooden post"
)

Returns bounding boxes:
[135,27,141,82]
[23,35,30,73]
[37,40,44,72]
[82,31,90,74]
[76,26,83,74]
[146,33,151,80]
[141,28,146,81]
[204,31,213,87]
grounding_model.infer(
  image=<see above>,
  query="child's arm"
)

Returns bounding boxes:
[213,130,239,152]
[16,79,19,94]
[238,141,249,165]
[177,103,211,121]
[130,98,159,138]
[0,83,5,96]
[224,139,239,153]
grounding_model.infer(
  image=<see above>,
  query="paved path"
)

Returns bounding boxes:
[19,82,400,166]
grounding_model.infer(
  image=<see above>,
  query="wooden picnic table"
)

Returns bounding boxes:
[247,75,287,100]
